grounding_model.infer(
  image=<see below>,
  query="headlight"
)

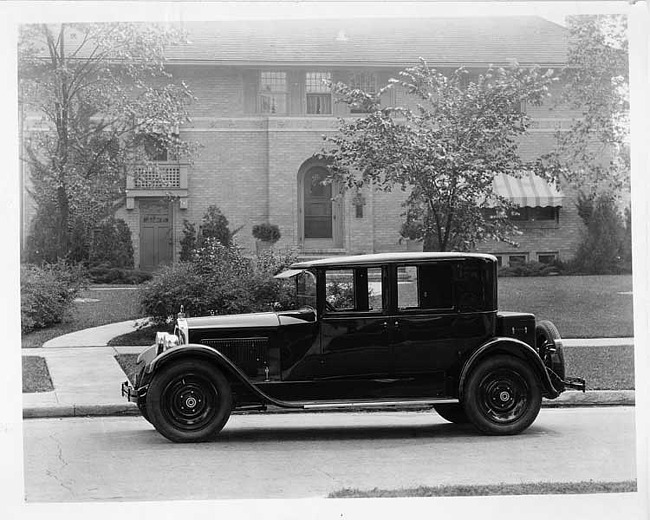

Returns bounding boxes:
[156,332,180,354]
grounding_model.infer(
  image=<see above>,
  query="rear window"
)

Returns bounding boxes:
[397,263,454,310]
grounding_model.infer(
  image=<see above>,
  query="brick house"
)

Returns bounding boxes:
[25,17,587,270]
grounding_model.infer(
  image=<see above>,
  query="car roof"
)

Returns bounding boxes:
[291,252,497,269]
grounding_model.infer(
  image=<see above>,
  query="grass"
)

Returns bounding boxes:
[22,356,54,393]
[108,324,168,347]
[564,345,634,390]
[498,275,634,338]
[21,285,144,348]
[328,480,637,498]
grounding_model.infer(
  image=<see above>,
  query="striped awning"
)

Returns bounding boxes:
[493,173,564,207]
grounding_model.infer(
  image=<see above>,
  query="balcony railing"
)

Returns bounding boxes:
[126,162,189,209]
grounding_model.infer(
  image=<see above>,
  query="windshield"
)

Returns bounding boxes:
[295,270,317,309]
[274,269,317,311]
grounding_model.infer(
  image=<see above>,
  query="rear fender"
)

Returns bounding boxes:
[459,337,561,400]
[144,344,299,408]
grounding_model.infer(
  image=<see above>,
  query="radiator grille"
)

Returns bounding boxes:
[202,337,268,377]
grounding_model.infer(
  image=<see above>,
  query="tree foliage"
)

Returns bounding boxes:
[573,193,629,274]
[323,60,556,251]
[547,14,629,195]
[19,23,196,263]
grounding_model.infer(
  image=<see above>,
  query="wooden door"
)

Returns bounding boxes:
[140,199,173,271]
[301,166,343,249]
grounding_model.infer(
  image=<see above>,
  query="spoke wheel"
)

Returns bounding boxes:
[477,369,529,424]
[148,360,232,443]
[464,355,541,435]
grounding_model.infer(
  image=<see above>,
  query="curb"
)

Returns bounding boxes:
[22,390,635,419]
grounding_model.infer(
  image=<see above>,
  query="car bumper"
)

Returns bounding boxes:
[121,381,139,403]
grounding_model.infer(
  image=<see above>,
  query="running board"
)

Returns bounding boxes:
[300,398,458,410]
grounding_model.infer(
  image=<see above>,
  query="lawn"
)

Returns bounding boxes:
[498,275,634,338]
[21,285,144,348]
[328,480,637,498]
[22,356,54,392]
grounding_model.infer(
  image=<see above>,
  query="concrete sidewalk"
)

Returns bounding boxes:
[22,324,636,418]
[42,318,149,348]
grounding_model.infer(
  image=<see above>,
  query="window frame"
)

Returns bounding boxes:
[258,71,288,115]
[537,252,559,264]
[395,262,456,314]
[321,266,387,315]
[305,71,333,115]
[349,71,379,114]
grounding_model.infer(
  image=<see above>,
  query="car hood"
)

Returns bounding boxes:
[185,312,281,330]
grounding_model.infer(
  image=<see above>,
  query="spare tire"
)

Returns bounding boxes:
[535,320,565,380]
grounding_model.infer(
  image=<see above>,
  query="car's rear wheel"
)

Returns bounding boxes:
[536,320,565,380]
[464,355,542,435]
[433,403,469,424]
[147,359,232,443]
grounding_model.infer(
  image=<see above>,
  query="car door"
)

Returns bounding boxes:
[388,261,495,389]
[318,266,392,379]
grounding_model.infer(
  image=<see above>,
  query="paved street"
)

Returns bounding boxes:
[22,406,636,502]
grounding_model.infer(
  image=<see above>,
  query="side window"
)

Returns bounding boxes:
[397,264,454,311]
[366,267,383,311]
[325,269,355,311]
[324,267,384,312]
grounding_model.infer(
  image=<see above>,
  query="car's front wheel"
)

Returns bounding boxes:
[463,355,542,435]
[147,359,232,443]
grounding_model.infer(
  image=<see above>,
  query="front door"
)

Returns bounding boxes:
[318,267,391,379]
[301,166,343,249]
[140,199,173,271]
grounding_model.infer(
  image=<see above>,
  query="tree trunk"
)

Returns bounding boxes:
[56,185,70,259]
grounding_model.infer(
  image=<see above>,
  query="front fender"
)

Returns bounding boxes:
[144,344,302,408]
[459,337,561,401]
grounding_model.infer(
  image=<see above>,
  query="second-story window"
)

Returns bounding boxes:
[306,72,332,115]
[259,72,287,114]
[349,71,379,113]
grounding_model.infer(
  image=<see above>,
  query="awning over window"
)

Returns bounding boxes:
[493,173,564,208]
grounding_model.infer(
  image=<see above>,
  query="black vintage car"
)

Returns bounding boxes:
[122,252,585,442]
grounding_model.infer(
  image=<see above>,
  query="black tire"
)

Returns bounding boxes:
[464,355,542,435]
[147,359,232,443]
[134,367,151,423]
[433,403,469,424]
[137,402,151,423]
[536,320,565,380]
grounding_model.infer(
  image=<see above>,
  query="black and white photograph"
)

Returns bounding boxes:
[1,1,648,519]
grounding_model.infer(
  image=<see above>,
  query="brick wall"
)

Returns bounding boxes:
[21,63,590,268]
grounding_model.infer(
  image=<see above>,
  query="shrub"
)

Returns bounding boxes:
[498,260,560,277]
[179,219,198,262]
[21,262,87,334]
[87,266,153,285]
[572,194,629,274]
[198,205,233,248]
[89,218,134,269]
[140,240,298,325]
[252,223,281,243]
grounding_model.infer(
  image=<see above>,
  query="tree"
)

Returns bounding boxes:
[573,193,628,274]
[322,60,556,251]
[547,14,629,195]
[19,23,196,263]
